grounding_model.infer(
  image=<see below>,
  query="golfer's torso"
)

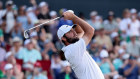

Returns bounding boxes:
[65,51,104,79]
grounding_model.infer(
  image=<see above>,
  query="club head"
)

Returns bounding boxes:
[24,30,30,39]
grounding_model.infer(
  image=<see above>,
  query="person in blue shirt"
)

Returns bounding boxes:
[99,49,117,79]
[123,55,139,79]
[17,39,42,63]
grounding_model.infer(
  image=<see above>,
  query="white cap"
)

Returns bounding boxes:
[122,54,130,60]
[118,48,125,54]
[12,37,22,45]
[6,0,13,6]
[62,61,70,67]
[95,16,101,20]
[12,37,21,42]
[57,25,76,40]
[90,11,98,16]
[30,31,37,37]
[39,1,48,8]
[130,8,137,14]
[120,41,127,47]
[113,74,120,79]
[26,7,33,12]
[5,51,12,59]
[100,49,109,58]
[49,11,57,17]
[4,64,13,70]
[24,39,31,45]
[111,32,118,39]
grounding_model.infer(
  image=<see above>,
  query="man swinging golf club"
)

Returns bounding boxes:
[57,11,104,79]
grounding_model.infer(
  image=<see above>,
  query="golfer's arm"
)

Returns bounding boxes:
[72,16,95,45]
[74,24,84,38]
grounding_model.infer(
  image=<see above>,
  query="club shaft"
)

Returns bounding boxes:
[28,17,60,31]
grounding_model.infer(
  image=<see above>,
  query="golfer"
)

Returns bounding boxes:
[57,11,104,79]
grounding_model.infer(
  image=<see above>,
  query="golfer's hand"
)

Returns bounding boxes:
[63,11,76,20]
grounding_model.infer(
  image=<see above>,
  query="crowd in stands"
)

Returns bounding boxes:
[0,0,140,79]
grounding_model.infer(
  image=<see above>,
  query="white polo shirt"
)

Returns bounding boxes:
[62,38,104,79]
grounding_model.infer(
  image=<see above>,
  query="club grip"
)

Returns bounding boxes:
[60,10,74,18]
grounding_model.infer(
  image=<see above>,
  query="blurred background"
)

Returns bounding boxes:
[0,0,140,79]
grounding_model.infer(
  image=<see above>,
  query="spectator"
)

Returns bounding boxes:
[109,46,120,60]
[110,32,120,46]
[95,28,113,50]
[88,40,99,56]
[58,61,77,79]
[11,22,23,40]
[17,6,32,30]
[3,64,16,79]
[17,39,42,63]
[103,11,118,35]
[120,41,127,51]
[130,8,137,16]
[123,55,139,79]
[10,37,23,58]
[2,0,16,34]
[42,39,57,59]
[6,52,23,79]
[113,48,124,71]
[119,9,131,39]
[87,11,103,30]
[126,34,140,56]
[0,51,23,79]
[126,14,140,37]
[30,0,37,9]
[99,49,117,79]
[27,62,48,79]
[26,7,39,25]
[38,1,51,33]
[30,31,40,51]
[38,28,47,50]
[49,11,59,42]
[51,54,62,79]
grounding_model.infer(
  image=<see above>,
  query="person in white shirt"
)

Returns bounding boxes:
[87,11,103,30]
[57,11,104,79]
[119,9,131,39]
[2,1,16,33]
[127,15,140,37]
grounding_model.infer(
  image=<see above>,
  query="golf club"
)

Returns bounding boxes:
[24,10,74,39]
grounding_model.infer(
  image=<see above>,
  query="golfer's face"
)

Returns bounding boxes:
[65,28,78,39]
